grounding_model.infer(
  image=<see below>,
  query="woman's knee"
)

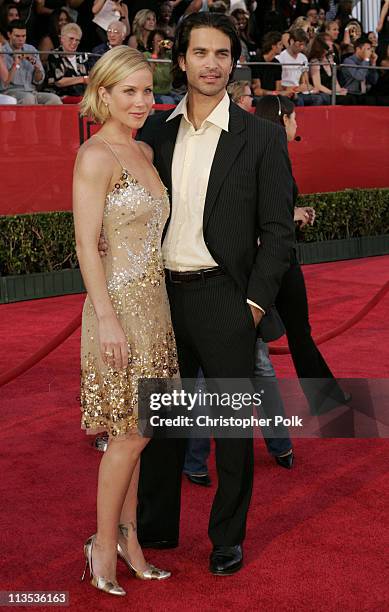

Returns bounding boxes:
[108,434,149,458]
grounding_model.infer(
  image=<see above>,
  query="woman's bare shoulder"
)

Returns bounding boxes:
[75,137,114,179]
[137,140,154,162]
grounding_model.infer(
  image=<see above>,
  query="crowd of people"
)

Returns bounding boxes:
[0,0,389,105]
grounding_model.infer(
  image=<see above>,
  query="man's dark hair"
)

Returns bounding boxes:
[354,36,371,50]
[7,19,26,33]
[261,31,282,54]
[172,12,241,87]
[289,28,309,45]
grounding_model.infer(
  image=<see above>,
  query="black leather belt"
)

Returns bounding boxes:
[165,267,225,283]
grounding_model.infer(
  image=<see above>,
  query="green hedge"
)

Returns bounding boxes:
[1,188,388,276]
[297,188,389,242]
[0,212,78,276]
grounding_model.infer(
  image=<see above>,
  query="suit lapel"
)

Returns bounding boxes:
[203,103,246,231]
[158,114,181,199]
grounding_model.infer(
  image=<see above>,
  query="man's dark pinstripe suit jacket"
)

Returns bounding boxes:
[138,100,296,336]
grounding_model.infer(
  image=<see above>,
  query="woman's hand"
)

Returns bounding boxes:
[98,314,128,370]
[294,206,315,228]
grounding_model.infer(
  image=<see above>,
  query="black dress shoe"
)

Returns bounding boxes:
[186,473,212,487]
[138,540,178,549]
[209,545,243,575]
[275,450,294,469]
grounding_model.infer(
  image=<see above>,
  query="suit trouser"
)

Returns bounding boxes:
[137,273,257,546]
[184,341,292,474]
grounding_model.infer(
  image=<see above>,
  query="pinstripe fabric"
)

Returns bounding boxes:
[136,99,295,547]
[165,274,257,545]
[138,101,296,313]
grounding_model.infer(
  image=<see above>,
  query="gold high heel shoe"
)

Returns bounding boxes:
[81,535,126,596]
[117,524,171,580]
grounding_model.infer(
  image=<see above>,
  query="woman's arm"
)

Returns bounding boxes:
[73,144,128,370]
[92,0,106,16]
[56,75,88,87]
[68,0,85,7]
[184,0,202,17]
[377,0,389,33]
[128,35,137,49]
[116,1,130,36]
[35,0,53,16]
[310,63,332,94]
[0,46,9,83]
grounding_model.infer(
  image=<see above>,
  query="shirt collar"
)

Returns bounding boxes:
[167,91,230,132]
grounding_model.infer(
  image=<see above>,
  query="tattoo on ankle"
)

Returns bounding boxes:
[120,521,137,537]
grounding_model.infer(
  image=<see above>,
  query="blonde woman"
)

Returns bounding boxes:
[128,9,156,52]
[74,46,177,596]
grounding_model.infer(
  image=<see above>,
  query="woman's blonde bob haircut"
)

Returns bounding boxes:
[79,46,152,124]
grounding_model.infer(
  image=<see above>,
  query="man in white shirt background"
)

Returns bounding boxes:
[276,27,326,105]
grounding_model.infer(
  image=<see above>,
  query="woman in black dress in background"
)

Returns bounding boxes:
[256,95,350,415]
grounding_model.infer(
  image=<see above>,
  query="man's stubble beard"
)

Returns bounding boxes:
[187,76,230,99]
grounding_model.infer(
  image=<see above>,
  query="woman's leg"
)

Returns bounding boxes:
[276,262,347,413]
[276,262,335,379]
[92,434,149,580]
[118,457,149,571]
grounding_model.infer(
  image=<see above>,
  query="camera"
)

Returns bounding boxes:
[159,39,172,49]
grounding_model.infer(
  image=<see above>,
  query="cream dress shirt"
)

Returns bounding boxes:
[162,92,229,272]
[162,91,264,313]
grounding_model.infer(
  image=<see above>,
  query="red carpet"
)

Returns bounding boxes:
[1,256,389,611]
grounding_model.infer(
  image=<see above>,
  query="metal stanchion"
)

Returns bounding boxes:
[331,63,337,106]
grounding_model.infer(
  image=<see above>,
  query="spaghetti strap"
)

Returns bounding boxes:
[96,135,125,170]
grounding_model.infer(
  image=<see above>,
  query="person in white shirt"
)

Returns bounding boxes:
[276,27,326,105]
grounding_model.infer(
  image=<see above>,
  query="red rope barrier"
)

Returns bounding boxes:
[269,280,389,355]
[1,280,388,387]
[0,312,82,388]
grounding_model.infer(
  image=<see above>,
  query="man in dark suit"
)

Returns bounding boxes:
[136,12,295,575]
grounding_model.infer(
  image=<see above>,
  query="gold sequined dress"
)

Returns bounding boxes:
[80,138,178,437]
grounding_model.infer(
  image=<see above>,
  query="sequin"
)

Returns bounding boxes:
[80,169,179,437]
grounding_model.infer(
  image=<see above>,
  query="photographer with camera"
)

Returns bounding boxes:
[144,29,181,103]
[341,36,379,101]
[0,19,61,104]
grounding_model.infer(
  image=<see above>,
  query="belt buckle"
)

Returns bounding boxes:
[167,270,182,284]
